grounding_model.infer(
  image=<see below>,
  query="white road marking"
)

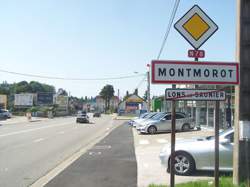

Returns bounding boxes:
[106,128,110,131]
[139,140,149,145]
[156,139,168,144]
[0,122,72,138]
[58,131,65,134]
[143,163,149,168]
[33,138,45,143]
[176,138,184,140]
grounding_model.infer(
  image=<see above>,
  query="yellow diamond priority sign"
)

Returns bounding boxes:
[174,5,218,49]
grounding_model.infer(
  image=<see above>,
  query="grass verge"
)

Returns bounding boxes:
[149,177,248,187]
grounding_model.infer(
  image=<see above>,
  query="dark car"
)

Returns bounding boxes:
[76,114,89,123]
[0,109,12,120]
[93,112,101,117]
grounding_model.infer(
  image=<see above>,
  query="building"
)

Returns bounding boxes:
[95,96,119,112]
[153,85,235,129]
[118,94,148,116]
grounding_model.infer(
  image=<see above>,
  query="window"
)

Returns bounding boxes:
[176,113,185,119]
[164,115,171,120]
[225,132,234,142]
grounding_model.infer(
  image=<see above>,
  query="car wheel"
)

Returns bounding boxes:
[182,123,190,131]
[173,152,195,175]
[148,126,157,134]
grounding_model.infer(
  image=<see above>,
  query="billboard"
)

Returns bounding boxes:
[0,95,7,109]
[55,95,68,107]
[37,93,54,105]
[14,94,34,106]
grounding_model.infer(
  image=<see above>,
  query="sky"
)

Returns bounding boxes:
[0,0,236,98]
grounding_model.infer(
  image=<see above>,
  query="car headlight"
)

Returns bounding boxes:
[141,123,151,128]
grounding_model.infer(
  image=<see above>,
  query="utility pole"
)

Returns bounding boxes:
[147,71,151,112]
[233,0,250,185]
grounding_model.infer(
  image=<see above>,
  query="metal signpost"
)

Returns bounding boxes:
[151,4,239,187]
[165,89,225,187]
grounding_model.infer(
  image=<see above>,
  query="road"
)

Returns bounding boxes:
[0,115,120,187]
[46,121,137,187]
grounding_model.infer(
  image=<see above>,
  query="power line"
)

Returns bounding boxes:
[157,0,180,59]
[0,68,145,81]
[135,74,147,89]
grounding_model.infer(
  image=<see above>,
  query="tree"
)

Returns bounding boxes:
[99,85,114,112]
[15,81,31,93]
[57,88,68,96]
[134,88,138,95]
[123,90,130,101]
[143,90,147,101]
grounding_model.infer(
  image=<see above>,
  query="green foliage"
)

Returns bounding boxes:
[148,177,248,187]
[27,106,39,113]
[0,81,55,95]
[57,88,68,96]
[99,84,115,111]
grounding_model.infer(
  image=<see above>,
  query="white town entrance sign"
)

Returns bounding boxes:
[165,89,226,101]
[151,60,239,85]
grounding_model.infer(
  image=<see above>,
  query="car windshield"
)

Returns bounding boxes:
[206,128,234,140]
[151,113,166,120]
[140,113,148,118]
[144,113,156,119]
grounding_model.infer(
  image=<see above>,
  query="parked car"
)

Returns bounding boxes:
[128,112,148,126]
[136,112,166,130]
[137,112,194,134]
[132,112,158,128]
[159,128,234,175]
[0,109,12,119]
[93,112,101,117]
[76,113,89,123]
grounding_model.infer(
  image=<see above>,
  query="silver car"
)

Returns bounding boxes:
[128,112,148,126]
[132,112,158,128]
[138,112,194,134]
[159,128,234,175]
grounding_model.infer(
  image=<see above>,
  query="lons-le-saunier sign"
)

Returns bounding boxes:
[151,60,239,85]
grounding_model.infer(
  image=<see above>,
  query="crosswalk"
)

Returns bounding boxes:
[138,137,185,145]
[138,139,168,145]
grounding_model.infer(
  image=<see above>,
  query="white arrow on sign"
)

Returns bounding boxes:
[151,60,239,85]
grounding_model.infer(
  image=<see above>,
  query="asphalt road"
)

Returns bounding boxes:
[46,122,137,187]
[0,114,121,187]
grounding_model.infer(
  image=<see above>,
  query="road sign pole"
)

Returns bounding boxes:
[170,85,176,187]
[194,56,201,129]
[214,101,220,187]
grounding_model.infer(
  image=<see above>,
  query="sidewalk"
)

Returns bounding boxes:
[0,116,49,125]
[45,123,137,187]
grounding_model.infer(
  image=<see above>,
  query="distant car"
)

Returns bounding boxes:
[78,110,86,115]
[76,114,89,123]
[137,112,194,134]
[159,128,234,175]
[0,109,12,119]
[93,112,101,117]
